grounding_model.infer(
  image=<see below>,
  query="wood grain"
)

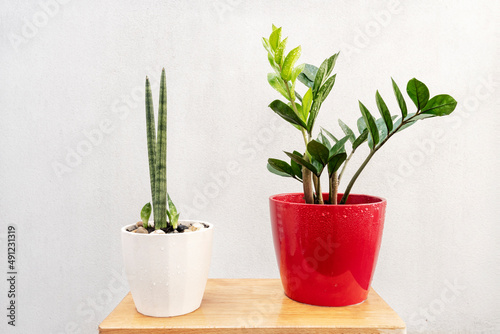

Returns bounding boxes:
[99,279,406,333]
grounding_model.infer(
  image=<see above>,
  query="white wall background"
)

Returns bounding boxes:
[1,0,499,333]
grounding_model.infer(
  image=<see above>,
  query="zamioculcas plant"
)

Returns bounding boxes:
[139,69,179,231]
[265,25,459,307]
[263,26,457,205]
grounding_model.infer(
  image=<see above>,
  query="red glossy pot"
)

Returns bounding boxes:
[269,193,386,306]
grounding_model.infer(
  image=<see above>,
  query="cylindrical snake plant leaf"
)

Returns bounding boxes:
[154,69,168,229]
[145,77,157,211]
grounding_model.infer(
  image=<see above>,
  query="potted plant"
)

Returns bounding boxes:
[121,69,214,317]
[263,26,457,306]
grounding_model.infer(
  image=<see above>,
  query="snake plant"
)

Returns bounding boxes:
[140,69,179,230]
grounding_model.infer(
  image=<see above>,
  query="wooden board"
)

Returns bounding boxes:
[99,279,406,333]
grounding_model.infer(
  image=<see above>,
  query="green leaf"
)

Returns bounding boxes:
[311,159,324,175]
[406,78,429,110]
[295,91,303,102]
[391,77,407,118]
[393,112,441,134]
[375,91,393,132]
[329,135,350,156]
[269,100,307,129]
[171,213,180,230]
[267,73,289,100]
[325,52,339,78]
[301,88,313,119]
[317,74,337,103]
[268,158,294,176]
[285,151,319,176]
[358,101,379,149]
[167,193,179,229]
[307,140,330,166]
[290,151,303,180]
[262,37,272,54]
[352,130,368,150]
[393,114,417,133]
[267,163,292,178]
[421,94,457,116]
[321,127,338,142]
[358,115,398,147]
[268,52,280,74]
[167,193,178,219]
[305,73,336,133]
[297,64,318,88]
[297,74,313,88]
[281,46,302,81]
[269,27,282,50]
[338,119,356,144]
[313,58,328,97]
[318,132,332,149]
[291,63,305,83]
[140,202,152,228]
[274,37,288,65]
[306,100,321,133]
[294,103,306,122]
[412,113,436,121]
[378,115,399,141]
[357,116,367,134]
[328,152,347,176]
[396,121,417,132]
[290,63,305,102]
[272,24,278,31]
[301,64,318,81]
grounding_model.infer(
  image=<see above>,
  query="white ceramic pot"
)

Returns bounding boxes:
[121,220,213,317]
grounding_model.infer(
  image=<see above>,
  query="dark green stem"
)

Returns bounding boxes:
[338,151,354,185]
[340,112,420,204]
[340,150,376,204]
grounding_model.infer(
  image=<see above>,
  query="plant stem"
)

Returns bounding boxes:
[302,168,314,203]
[283,80,309,146]
[338,150,354,185]
[301,129,309,147]
[313,174,319,193]
[315,175,323,204]
[283,78,315,204]
[340,113,420,204]
[330,172,339,205]
[340,150,375,204]
[328,173,333,204]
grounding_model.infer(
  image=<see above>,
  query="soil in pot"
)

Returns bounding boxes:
[126,222,210,234]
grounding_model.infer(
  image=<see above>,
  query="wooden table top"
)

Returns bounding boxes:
[99,279,406,333]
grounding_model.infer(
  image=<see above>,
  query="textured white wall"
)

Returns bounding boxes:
[1,0,499,333]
